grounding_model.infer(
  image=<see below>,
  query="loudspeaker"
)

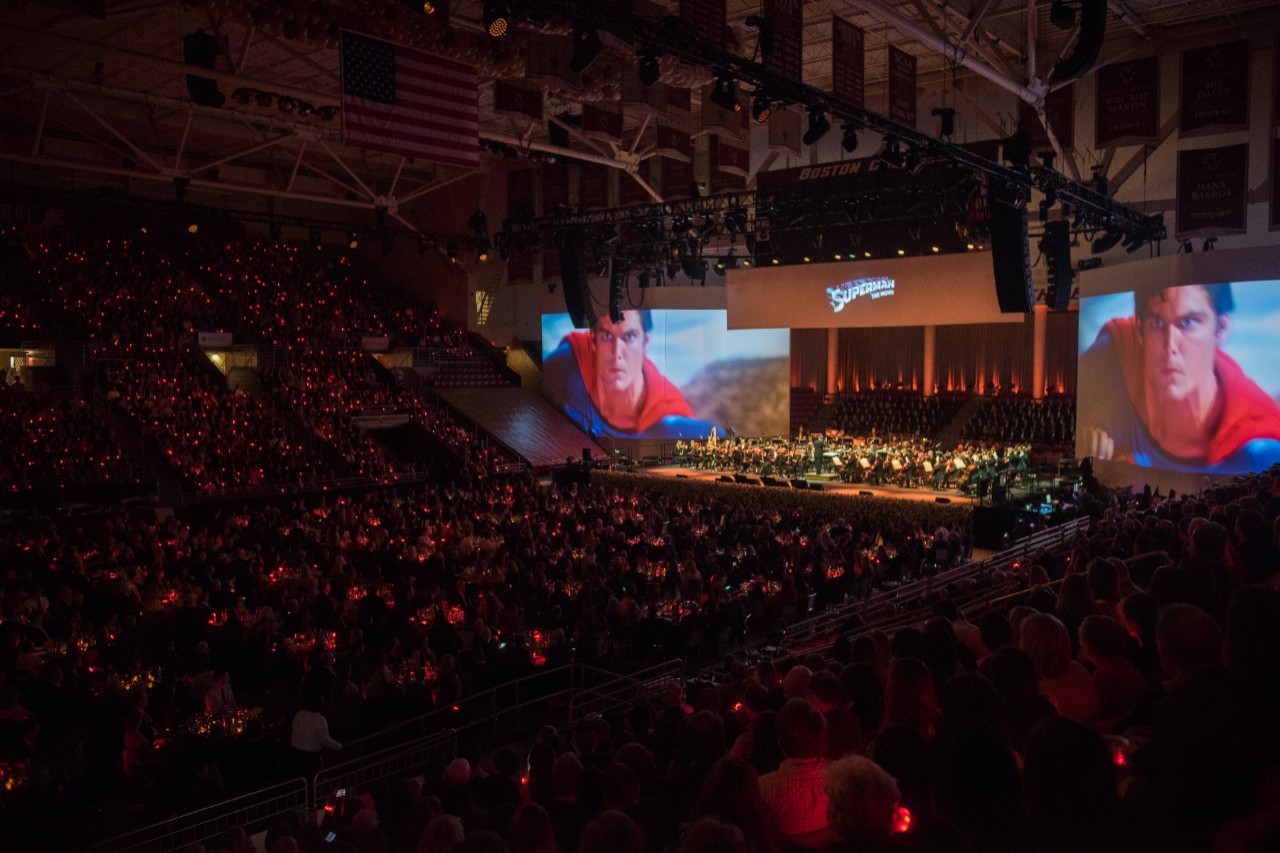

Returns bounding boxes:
[859,490,874,497]
[608,258,627,324]
[809,482,822,491]
[1041,219,1074,311]
[1052,0,1106,81]
[935,496,951,504]
[558,229,594,329]
[182,30,226,108]
[990,185,1033,313]
[719,475,735,483]
[790,479,808,490]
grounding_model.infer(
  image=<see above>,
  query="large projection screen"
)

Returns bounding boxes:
[1076,247,1280,490]
[542,309,790,440]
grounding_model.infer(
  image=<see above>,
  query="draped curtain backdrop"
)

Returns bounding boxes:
[790,312,1079,396]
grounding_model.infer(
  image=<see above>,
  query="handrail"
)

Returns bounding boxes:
[85,777,309,853]
[313,729,458,804]
[567,659,685,724]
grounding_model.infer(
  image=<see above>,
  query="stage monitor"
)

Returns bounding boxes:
[542,308,790,439]
[1076,278,1280,481]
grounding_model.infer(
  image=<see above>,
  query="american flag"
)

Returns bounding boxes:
[339,30,479,169]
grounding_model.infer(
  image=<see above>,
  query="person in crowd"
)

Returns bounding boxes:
[758,698,832,848]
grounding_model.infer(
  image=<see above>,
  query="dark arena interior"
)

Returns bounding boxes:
[2,1,1280,852]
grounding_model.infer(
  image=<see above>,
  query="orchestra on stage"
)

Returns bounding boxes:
[673,429,1033,497]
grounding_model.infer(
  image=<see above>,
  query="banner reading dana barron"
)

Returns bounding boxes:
[725,251,1021,329]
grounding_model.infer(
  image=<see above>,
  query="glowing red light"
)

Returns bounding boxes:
[893,806,912,833]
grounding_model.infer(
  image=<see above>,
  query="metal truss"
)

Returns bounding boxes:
[513,0,1166,247]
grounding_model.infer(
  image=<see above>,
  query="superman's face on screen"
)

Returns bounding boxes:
[1137,285,1228,404]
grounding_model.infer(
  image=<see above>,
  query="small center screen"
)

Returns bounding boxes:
[542,309,790,439]
[1076,279,1280,475]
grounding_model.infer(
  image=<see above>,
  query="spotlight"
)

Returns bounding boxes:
[478,246,489,263]
[484,0,509,37]
[187,223,199,234]
[709,76,740,112]
[803,108,831,146]
[1202,237,1217,252]
[447,240,459,263]
[467,210,488,235]
[930,106,955,138]
[879,138,904,168]
[840,123,859,153]
[1179,239,1194,254]
[570,24,603,73]
[638,49,661,86]
[421,0,437,13]
[348,231,359,249]
[751,94,771,124]
[1003,129,1034,169]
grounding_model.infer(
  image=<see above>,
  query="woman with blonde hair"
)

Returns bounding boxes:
[1018,613,1100,725]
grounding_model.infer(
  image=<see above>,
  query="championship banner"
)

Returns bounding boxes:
[581,102,624,143]
[768,106,803,156]
[1180,40,1250,137]
[1270,139,1280,231]
[525,33,578,88]
[1095,57,1159,147]
[655,125,692,162]
[493,80,543,121]
[701,83,747,139]
[621,67,668,118]
[765,0,803,81]
[1176,144,1249,238]
[507,169,535,282]
[679,0,726,49]
[579,164,609,209]
[660,156,694,199]
[1019,84,1074,149]
[710,136,748,193]
[887,46,917,128]
[832,16,865,108]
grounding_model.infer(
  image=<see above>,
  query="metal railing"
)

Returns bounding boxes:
[86,777,309,853]
[567,659,686,724]
[313,730,458,805]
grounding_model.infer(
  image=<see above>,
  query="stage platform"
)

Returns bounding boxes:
[633,465,978,506]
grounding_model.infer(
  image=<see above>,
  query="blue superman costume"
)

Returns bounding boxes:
[1079,317,1280,472]
[543,331,720,439]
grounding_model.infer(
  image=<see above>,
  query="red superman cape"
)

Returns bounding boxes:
[1103,316,1280,464]
[565,331,695,432]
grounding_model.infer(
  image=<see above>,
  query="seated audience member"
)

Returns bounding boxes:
[694,756,779,853]
[577,811,646,853]
[1019,613,1101,724]
[758,698,832,848]
[289,693,341,777]
[678,817,746,853]
[810,670,864,759]
[881,658,938,741]
[1023,717,1122,853]
[821,755,904,852]
[1077,615,1145,727]
[930,720,1027,852]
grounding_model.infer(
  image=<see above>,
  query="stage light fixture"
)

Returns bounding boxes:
[751,94,772,123]
[638,49,661,86]
[709,76,740,112]
[840,123,859,153]
[484,0,509,37]
[187,223,199,234]
[447,240,459,263]
[570,23,603,73]
[803,108,831,146]
[1203,237,1217,251]
[931,106,955,138]
[421,0,437,13]
[348,231,359,249]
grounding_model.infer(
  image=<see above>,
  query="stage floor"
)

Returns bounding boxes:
[635,465,977,506]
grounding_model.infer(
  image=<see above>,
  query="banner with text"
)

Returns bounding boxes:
[1180,40,1250,137]
[765,0,803,80]
[832,16,865,108]
[726,251,1020,329]
[680,0,726,50]
[1019,84,1074,149]
[1176,143,1249,238]
[887,46,917,128]
[1096,57,1159,147]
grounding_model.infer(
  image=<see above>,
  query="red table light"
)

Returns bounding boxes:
[893,806,912,834]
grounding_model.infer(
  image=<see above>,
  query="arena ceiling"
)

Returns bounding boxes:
[0,0,1274,234]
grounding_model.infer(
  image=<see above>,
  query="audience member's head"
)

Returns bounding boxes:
[822,755,901,844]
[577,811,646,853]
[1156,603,1222,682]
[775,698,827,760]
[1018,613,1073,680]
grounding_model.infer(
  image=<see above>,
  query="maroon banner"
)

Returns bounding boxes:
[660,156,694,200]
[621,70,667,118]
[493,81,543,121]
[710,137,747,193]
[1019,84,1074,149]
[619,167,650,206]
[1180,40,1250,137]
[765,0,803,81]
[542,164,569,214]
[832,16,865,109]
[679,0,726,50]
[1096,57,1159,147]
[714,137,750,176]
[506,169,534,282]
[1176,144,1249,238]
[579,164,609,209]
[887,46,917,128]
[654,125,692,162]
[1271,139,1280,231]
[581,103,623,143]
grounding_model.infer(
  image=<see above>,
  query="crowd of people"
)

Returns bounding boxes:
[0,386,136,490]
[964,397,1076,449]
[229,466,1280,853]
[827,394,968,441]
